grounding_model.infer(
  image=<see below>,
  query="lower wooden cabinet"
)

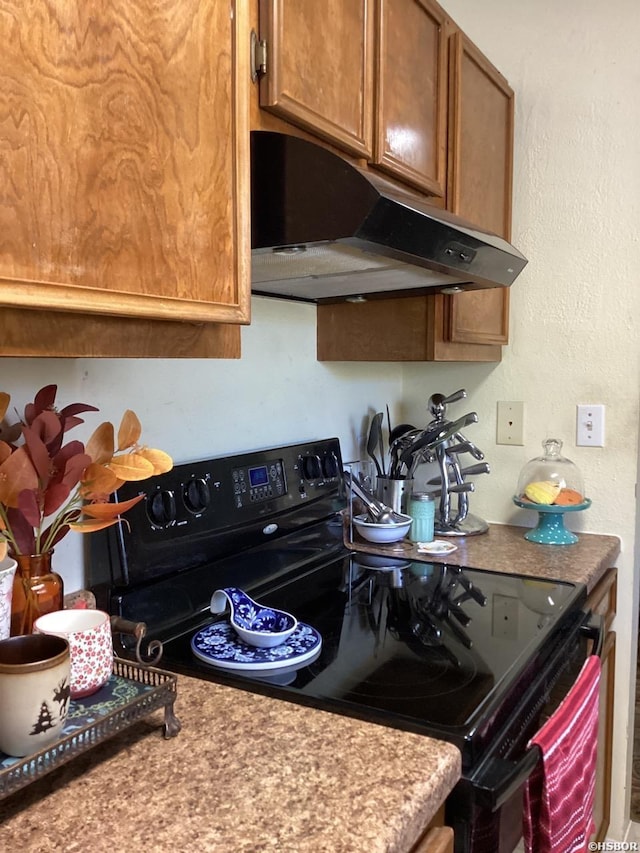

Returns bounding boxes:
[411,825,454,853]
[410,806,454,853]
[586,568,617,842]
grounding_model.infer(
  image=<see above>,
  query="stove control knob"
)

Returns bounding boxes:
[183,478,211,514]
[147,489,177,528]
[322,452,339,479]
[300,454,322,481]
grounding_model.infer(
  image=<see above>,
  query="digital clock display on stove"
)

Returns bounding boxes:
[248,465,269,488]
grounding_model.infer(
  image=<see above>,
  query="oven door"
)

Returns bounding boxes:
[446,613,604,853]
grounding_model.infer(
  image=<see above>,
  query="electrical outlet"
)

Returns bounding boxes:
[576,404,605,447]
[496,401,524,446]
[492,594,519,640]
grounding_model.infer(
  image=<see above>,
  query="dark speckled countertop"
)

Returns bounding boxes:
[0,524,620,852]
[346,522,621,593]
[0,676,460,853]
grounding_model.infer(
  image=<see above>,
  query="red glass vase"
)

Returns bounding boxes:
[10,552,64,636]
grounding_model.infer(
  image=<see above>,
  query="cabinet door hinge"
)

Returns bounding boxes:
[250,30,267,82]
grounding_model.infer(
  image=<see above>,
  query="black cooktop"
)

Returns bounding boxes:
[158,552,586,763]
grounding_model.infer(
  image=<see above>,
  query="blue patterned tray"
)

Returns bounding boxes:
[191,620,322,672]
[0,658,180,800]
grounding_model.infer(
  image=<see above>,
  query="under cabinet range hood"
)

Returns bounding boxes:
[251,131,527,304]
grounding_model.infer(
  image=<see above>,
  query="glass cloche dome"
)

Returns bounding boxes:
[516,438,585,506]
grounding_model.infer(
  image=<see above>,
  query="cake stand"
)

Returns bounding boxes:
[512,497,592,545]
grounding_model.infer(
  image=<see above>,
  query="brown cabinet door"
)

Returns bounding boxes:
[591,630,615,842]
[258,0,374,158]
[586,568,617,842]
[445,31,514,346]
[374,0,448,197]
[0,0,250,328]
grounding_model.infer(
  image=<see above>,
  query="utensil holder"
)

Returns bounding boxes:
[375,478,413,514]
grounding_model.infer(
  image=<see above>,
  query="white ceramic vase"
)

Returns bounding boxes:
[0,555,17,640]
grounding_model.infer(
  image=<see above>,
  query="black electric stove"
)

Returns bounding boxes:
[155,547,585,769]
[89,438,596,853]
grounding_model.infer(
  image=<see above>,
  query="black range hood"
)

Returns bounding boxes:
[251,131,527,304]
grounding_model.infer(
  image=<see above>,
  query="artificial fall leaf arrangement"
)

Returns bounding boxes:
[0,385,173,561]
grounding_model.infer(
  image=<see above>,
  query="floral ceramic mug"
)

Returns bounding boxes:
[34,609,113,698]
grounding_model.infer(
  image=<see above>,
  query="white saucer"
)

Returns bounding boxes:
[415,539,458,555]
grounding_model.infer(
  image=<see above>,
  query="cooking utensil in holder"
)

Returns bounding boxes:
[375,477,414,515]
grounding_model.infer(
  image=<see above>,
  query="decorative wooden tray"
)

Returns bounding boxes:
[0,657,180,800]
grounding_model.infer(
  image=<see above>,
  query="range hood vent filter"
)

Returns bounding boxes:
[250,131,527,304]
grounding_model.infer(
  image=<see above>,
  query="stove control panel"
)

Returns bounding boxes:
[232,460,286,508]
[98,438,345,586]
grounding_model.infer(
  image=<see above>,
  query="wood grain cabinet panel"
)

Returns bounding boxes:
[585,568,617,842]
[258,0,374,157]
[409,805,454,853]
[314,11,516,363]
[445,30,514,347]
[255,1,516,363]
[0,0,250,348]
[410,825,454,853]
[374,0,448,197]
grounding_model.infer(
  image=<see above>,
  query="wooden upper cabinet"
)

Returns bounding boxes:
[374,0,448,197]
[258,0,374,158]
[257,0,447,198]
[445,30,515,347]
[257,1,516,363]
[0,0,251,330]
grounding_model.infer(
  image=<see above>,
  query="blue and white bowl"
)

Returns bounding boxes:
[210,587,298,648]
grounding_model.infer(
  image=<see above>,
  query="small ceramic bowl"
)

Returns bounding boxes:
[210,587,298,648]
[353,513,412,543]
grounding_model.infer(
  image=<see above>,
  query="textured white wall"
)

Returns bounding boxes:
[402,0,640,839]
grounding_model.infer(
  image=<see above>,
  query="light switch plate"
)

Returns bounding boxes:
[496,401,524,446]
[576,404,605,447]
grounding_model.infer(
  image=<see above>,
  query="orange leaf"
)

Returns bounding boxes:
[117,410,141,451]
[136,448,173,475]
[0,447,38,507]
[85,422,115,465]
[0,538,6,561]
[80,494,144,519]
[79,462,120,499]
[0,392,9,422]
[67,518,122,533]
[108,453,154,482]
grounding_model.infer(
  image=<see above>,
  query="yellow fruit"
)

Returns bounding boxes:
[523,480,561,505]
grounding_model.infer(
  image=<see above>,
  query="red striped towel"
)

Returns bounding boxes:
[523,655,601,853]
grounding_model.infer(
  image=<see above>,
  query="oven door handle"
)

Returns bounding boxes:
[580,611,605,657]
[476,612,605,812]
